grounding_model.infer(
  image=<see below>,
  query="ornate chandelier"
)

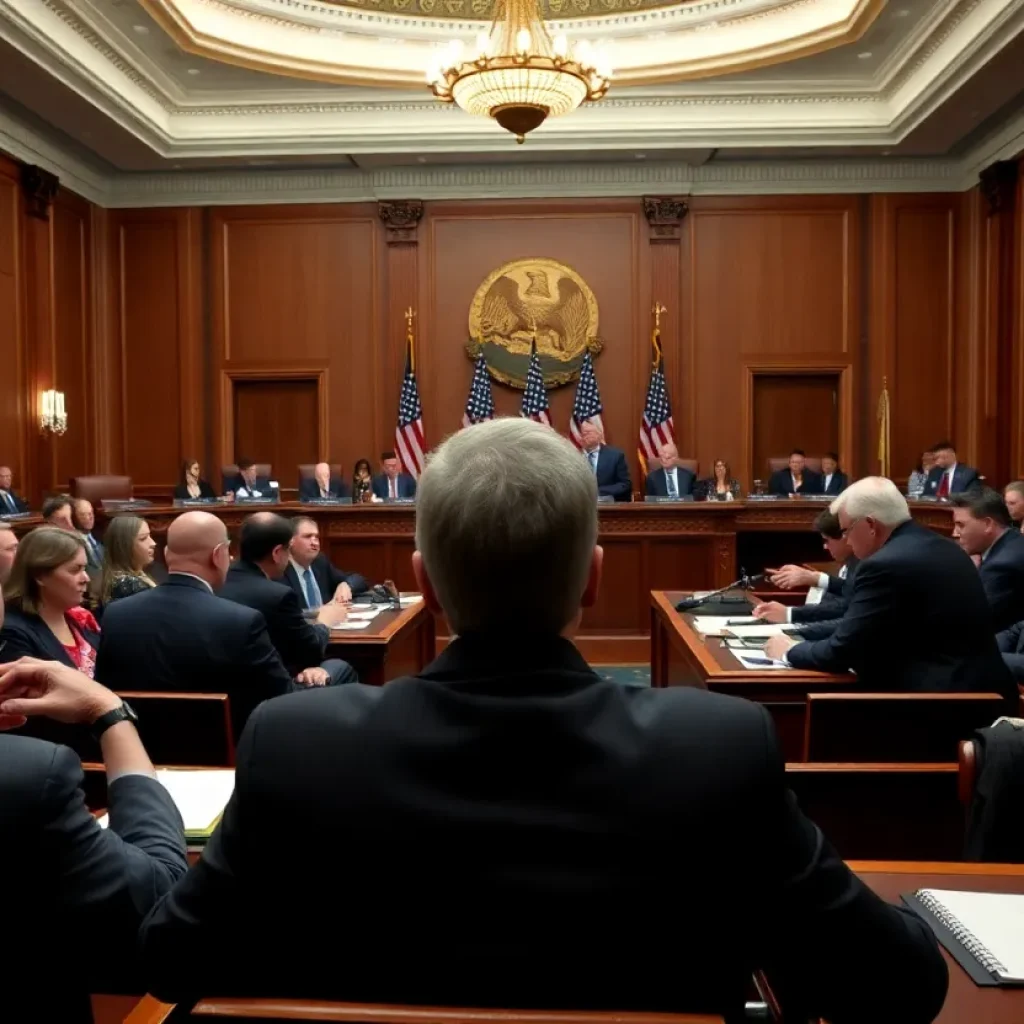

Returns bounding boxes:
[427,0,611,144]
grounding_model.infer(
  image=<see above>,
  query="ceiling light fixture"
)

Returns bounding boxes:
[186,68,201,76]
[858,51,873,59]
[132,24,150,34]
[427,0,611,144]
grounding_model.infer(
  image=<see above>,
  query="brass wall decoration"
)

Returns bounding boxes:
[467,258,602,389]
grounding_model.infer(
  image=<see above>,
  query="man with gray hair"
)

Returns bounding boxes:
[140,422,948,1021]
[767,477,1015,699]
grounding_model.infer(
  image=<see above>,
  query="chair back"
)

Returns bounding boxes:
[69,475,133,503]
[222,464,273,493]
[298,464,343,487]
[647,457,699,476]
[803,692,1005,762]
[767,457,822,476]
[116,691,235,766]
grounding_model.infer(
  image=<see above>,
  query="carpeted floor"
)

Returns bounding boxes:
[594,665,650,687]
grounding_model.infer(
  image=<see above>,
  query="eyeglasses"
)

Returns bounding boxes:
[840,518,863,538]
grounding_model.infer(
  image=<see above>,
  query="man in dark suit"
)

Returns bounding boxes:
[298,462,350,502]
[579,418,631,501]
[768,449,823,497]
[951,488,1024,632]
[220,513,356,687]
[996,619,1024,682]
[922,441,980,498]
[766,478,1016,701]
[820,452,848,496]
[95,510,295,739]
[140,419,947,1023]
[72,498,104,574]
[0,658,187,1023]
[0,464,29,513]
[372,450,417,500]
[284,515,368,606]
[231,458,276,500]
[644,441,694,500]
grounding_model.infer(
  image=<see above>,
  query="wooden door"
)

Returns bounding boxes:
[752,373,839,478]
[233,379,319,494]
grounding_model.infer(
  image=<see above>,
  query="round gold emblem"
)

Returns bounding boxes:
[467,258,602,390]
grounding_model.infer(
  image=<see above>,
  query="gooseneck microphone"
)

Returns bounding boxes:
[674,571,765,612]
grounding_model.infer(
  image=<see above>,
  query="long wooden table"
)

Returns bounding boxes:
[327,598,434,686]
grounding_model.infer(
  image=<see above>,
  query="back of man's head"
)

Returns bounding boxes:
[166,510,231,588]
[415,418,600,636]
[831,477,911,527]
[239,513,294,576]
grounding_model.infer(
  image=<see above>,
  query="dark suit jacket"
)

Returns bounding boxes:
[81,532,104,574]
[645,466,695,499]
[977,528,1024,633]
[3,734,187,1022]
[0,606,101,667]
[283,554,369,606]
[95,574,293,739]
[821,471,849,496]
[787,522,1015,699]
[791,557,859,624]
[235,477,275,499]
[372,473,417,500]
[996,620,1024,681]
[0,488,28,513]
[298,477,351,501]
[172,479,217,500]
[768,468,824,496]
[219,560,327,676]
[923,463,981,496]
[591,445,631,501]
[139,634,947,1021]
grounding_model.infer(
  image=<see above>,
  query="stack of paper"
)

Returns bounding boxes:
[98,769,235,839]
[331,620,371,631]
[399,594,423,606]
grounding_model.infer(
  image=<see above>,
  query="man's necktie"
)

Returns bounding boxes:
[303,568,320,609]
[589,450,598,473]
[666,471,678,499]
[1,492,14,513]
[937,472,950,498]
[390,478,397,499]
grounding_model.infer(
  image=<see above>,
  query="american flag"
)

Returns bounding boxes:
[395,335,426,478]
[462,353,495,428]
[638,331,675,477]
[520,339,551,426]
[568,350,604,448]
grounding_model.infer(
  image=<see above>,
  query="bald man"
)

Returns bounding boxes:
[644,442,695,500]
[96,511,295,740]
[298,462,350,502]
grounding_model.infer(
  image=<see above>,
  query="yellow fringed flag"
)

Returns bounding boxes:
[877,379,891,478]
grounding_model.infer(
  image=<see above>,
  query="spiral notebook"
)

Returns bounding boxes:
[903,889,1024,986]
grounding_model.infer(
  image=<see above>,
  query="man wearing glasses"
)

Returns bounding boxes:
[765,477,1015,701]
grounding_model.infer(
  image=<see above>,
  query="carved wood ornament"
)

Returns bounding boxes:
[20,164,59,221]
[378,200,424,244]
[642,196,689,240]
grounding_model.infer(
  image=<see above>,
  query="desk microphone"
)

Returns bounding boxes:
[675,571,765,612]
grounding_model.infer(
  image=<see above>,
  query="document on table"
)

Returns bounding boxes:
[331,621,371,630]
[399,594,422,606]
[346,607,383,620]
[725,623,793,638]
[692,616,734,634]
[98,769,235,837]
[733,651,791,671]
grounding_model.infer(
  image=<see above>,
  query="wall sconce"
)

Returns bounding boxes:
[40,389,67,436]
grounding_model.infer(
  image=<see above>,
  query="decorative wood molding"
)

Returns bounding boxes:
[378,200,424,244]
[642,196,689,240]
[979,159,1019,216]
[20,164,59,220]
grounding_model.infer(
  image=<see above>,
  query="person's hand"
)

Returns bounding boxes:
[764,635,797,662]
[768,565,817,590]
[753,601,787,624]
[295,667,329,688]
[0,658,121,731]
[222,492,235,504]
[316,601,348,627]
[334,582,353,605]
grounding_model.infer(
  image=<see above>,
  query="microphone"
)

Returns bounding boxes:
[675,570,765,612]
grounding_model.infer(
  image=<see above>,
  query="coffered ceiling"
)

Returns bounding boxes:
[0,0,1022,206]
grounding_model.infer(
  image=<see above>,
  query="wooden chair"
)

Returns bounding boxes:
[125,997,726,1024]
[116,691,235,767]
[646,457,699,477]
[69,475,133,503]
[221,464,274,493]
[297,464,344,489]
[802,692,1004,763]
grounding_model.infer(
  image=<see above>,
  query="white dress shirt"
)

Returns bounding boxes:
[784,563,849,623]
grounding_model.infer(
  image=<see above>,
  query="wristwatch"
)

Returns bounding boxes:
[90,700,138,740]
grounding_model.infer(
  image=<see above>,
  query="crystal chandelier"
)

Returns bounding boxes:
[427,0,611,144]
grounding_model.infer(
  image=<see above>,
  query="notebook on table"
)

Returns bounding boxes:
[903,889,1024,986]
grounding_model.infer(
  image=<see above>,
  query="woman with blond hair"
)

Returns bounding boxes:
[98,515,157,607]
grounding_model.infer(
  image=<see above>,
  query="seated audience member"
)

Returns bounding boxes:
[0,522,18,584]
[907,450,936,498]
[174,458,217,501]
[372,451,417,501]
[0,658,187,1022]
[96,511,293,739]
[42,494,75,530]
[768,450,823,497]
[72,498,104,574]
[755,510,858,625]
[284,515,368,606]
[140,419,948,1023]
[352,458,374,504]
[1003,481,1024,532]
[951,488,1024,633]
[644,442,693,500]
[1,528,99,676]
[922,441,980,497]
[98,515,157,607]
[766,478,1016,701]
[220,513,356,687]
[299,462,350,502]
[0,464,28,514]
[579,419,631,502]
[699,458,740,501]
[820,452,848,496]
[233,458,274,500]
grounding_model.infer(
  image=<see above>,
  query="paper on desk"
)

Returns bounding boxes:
[692,616,734,634]
[97,769,235,834]
[733,651,791,671]
[725,624,792,638]
[399,594,422,606]
[331,620,371,630]
[346,607,383,620]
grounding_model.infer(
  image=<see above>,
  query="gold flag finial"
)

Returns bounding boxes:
[652,302,667,331]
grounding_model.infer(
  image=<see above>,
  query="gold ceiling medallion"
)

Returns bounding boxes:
[467,258,602,389]
[321,0,673,16]
[428,0,611,143]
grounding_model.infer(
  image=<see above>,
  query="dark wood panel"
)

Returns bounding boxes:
[0,160,23,488]
[751,373,839,475]
[233,378,319,489]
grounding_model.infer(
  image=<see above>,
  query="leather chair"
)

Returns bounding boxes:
[68,475,133,503]
[221,463,273,493]
[767,456,823,476]
[297,463,343,489]
[647,457,699,477]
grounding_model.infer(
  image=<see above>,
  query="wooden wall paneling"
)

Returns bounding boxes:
[1013,161,1024,481]
[0,155,27,498]
[89,205,119,475]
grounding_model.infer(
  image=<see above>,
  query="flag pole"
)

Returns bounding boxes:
[404,306,416,371]
[877,376,891,478]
